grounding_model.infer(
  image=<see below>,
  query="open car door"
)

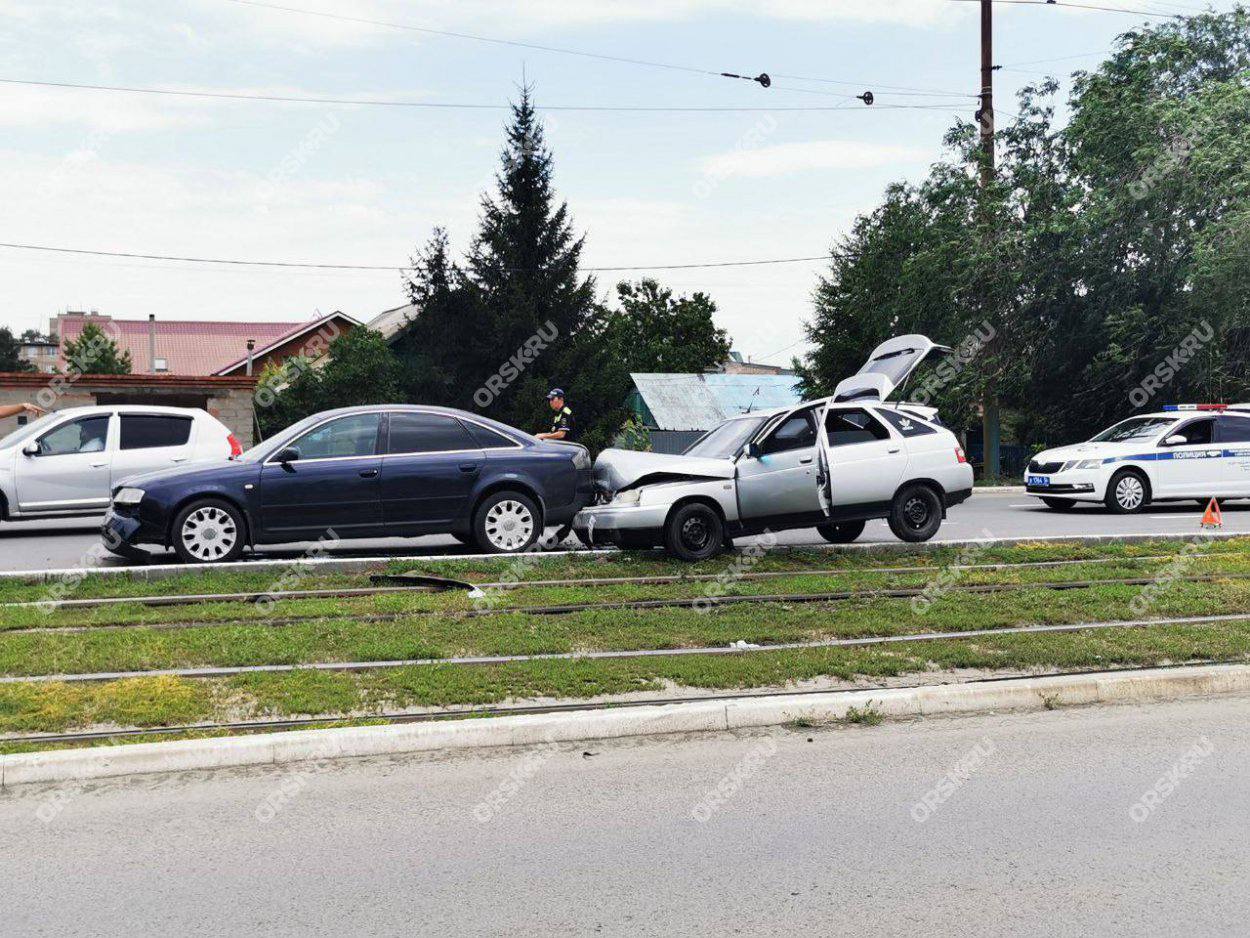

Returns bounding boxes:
[831,335,950,404]
[816,334,950,516]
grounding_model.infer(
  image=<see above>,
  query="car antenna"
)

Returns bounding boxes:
[744,386,762,413]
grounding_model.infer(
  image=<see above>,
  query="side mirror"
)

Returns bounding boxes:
[275,446,300,464]
[744,441,761,459]
[1163,434,1187,446]
[21,442,39,457]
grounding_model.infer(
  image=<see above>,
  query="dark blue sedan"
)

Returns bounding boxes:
[103,405,595,562]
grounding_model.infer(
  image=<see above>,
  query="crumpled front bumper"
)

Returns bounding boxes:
[572,503,669,547]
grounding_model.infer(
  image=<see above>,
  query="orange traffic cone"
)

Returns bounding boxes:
[1201,497,1223,529]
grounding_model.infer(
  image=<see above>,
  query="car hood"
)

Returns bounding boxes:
[116,457,258,490]
[593,448,736,494]
[1030,441,1145,465]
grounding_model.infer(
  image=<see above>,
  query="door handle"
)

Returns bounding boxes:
[799,456,813,465]
[888,448,901,454]
[171,456,188,463]
[90,461,108,468]
[358,468,379,478]
[459,463,480,473]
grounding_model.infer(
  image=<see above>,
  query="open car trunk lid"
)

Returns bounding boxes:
[592,448,737,495]
[832,334,950,403]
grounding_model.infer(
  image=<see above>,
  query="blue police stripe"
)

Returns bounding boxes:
[1103,449,1250,464]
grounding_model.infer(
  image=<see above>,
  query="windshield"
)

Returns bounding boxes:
[0,412,62,450]
[683,415,770,459]
[1090,416,1177,443]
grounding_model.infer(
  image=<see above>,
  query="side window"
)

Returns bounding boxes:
[120,415,192,450]
[386,413,475,454]
[1170,419,1214,446]
[290,414,381,460]
[1217,416,1250,444]
[761,409,817,455]
[825,408,891,448]
[877,408,937,438]
[460,420,517,450]
[37,416,110,456]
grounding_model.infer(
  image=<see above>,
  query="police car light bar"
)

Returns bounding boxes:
[1163,404,1228,411]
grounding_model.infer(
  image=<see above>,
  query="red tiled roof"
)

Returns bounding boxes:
[56,315,319,376]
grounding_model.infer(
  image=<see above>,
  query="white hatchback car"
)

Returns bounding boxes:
[1025,404,1250,513]
[574,335,974,560]
[0,405,240,521]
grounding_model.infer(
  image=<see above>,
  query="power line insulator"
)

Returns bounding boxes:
[858,91,874,106]
[755,73,771,88]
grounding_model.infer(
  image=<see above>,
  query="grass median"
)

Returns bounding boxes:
[0,537,1246,750]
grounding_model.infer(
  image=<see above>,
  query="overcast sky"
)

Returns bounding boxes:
[0,0,1238,365]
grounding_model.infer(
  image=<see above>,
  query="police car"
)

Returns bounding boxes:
[1024,404,1250,513]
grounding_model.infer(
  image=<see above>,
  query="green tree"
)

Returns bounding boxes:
[0,327,33,372]
[61,321,131,374]
[258,328,402,436]
[798,8,1250,453]
[569,278,733,451]
[395,86,596,434]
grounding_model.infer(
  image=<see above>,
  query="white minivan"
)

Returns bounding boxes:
[0,405,240,520]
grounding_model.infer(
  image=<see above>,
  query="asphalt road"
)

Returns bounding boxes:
[3,695,1246,936]
[0,490,1243,573]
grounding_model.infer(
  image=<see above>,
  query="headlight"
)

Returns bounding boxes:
[112,487,145,506]
[1076,459,1104,470]
[612,489,643,506]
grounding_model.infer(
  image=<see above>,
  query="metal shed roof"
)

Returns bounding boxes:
[630,373,803,431]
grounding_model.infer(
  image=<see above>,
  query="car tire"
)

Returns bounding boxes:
[816,520,867,544]
[1041,497,1077,510]
[887,483,943,543]
[663,502,725,562]
[1105,469,1150,514]
[171,498,247,564]
[473,490,542,554]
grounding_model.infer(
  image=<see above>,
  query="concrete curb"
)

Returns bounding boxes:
[975,485,1025,494]
[3,663,1247,789]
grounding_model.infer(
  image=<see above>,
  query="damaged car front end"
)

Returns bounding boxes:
[573,414,769,551]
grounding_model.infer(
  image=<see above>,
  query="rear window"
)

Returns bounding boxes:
[876,408,937,437]
[120,415,192,450]
[461,420,517,449]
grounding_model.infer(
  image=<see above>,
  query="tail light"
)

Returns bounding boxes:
[228,434,243,458]
[955,446,967,464]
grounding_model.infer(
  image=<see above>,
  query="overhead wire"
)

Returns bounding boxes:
[0,241,832,273]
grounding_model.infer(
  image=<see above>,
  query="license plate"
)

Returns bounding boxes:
[1027,475,1050,487]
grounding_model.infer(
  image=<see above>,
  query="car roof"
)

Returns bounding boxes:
[45,405,209,417]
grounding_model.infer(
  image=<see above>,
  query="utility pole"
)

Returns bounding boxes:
[978,0,1001,480]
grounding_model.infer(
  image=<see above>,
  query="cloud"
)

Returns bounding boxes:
[702,139,933,179]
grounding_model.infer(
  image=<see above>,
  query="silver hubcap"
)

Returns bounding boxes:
[181,506,238,560]
[484,500,534,551]
[1116,476,1145,510]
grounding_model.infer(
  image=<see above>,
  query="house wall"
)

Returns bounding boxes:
[0,374,259,447]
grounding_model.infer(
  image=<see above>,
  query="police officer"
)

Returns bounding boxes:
[536,388,575,441]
